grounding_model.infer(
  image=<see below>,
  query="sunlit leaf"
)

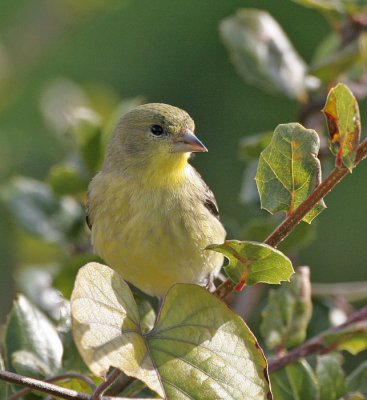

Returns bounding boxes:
[270,360,318,400]
[347,360,367,395]
[322,321,367,355]
[207,240,293,291]
[316,354,346,400]
[255,123,325,223]
[4,295,63,378]
[219,9,313,100]
[322,83,361,171]
[71,262,272,399]
[136,297,156,335]
[261,267,312,349]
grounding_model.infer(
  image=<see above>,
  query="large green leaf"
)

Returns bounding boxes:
[255,123,325,223]
[316,354,346,400]
[219,9,310,99]
[4,295,63,378]
[261,267,312,350]
[270,360,318,400]
[322,83,361,171]
[207,240,293,291]
[71,263,272,399]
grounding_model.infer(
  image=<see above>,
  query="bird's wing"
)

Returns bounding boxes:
[85,195,92,230]
[194,169,220,219]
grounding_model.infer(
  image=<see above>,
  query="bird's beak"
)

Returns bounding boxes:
[172,130,208,153]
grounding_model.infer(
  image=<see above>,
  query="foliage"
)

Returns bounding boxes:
[1,1,367,400]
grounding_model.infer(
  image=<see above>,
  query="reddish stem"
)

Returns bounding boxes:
[214,137,367,299]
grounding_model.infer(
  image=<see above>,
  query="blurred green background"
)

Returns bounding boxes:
[1,0,366,322]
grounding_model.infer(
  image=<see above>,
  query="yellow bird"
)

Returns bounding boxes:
[86,103,226,297]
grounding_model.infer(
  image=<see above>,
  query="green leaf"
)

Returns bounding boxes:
[255,123,325,223]
[316,354,346,400]
[322,321,367,355]
[219,9,310,100]
[4,295,63,378]
[0,353,8,400]
[261,267,312,349]
[207,240,294,291]
[0,176,84,243]
[322,83,361,171]
[270,360,318,400]
[48,163,88,195]
[347,360,367,395]
[71,262,272,399]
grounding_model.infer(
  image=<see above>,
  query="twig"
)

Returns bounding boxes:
[214,137,367,299]
[8,372,97,400]
[91,368,121,399]
[268,305,367,373]
[0,370,90,400]
[0,370,157,400]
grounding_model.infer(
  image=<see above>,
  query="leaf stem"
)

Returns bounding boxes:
[215,137,367,299]
[268,305,367,373]
[91,368,121,399]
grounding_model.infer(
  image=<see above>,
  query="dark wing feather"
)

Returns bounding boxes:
[203,188,220,218]
[85,195,92,230]
[194,169,220,219]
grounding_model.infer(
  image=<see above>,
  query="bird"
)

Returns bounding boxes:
[86,103,226,297]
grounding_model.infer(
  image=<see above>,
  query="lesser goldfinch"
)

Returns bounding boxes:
[86,103,226,297]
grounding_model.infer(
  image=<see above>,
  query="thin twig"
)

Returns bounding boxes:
[268,305,367,373]
[8,372,97,400]
[0,370,90,400]
[91,368,121,400]
[0,370,157,400]
[214,137,367,299]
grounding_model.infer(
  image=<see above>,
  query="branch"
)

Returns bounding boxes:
[8,372,97,400]
[268,305,367,373]
[0,370,157,400]
[214,137,367,299]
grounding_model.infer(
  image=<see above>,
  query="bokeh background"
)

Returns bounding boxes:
[0,0,366,323]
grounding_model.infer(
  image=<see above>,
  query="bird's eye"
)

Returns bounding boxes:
[150,124,164,136]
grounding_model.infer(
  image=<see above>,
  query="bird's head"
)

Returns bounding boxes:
[104,103,207,177]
